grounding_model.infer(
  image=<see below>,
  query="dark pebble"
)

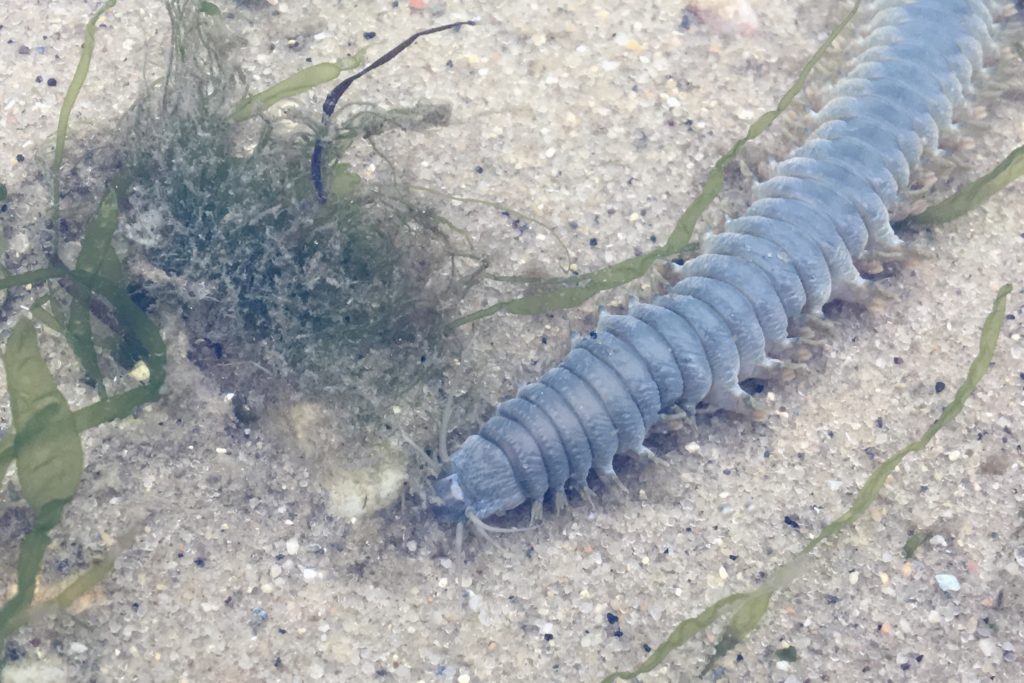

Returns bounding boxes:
[18,45,30,55]
[194,557,206,567]
[47,78,57,87]
[589,237,598,247]
[16,154,25,162]
[875,417,884,428]
[543,633,554,641]
[363,31,376,40]
[894,356,903,365]
[935,381,946,393]
[613,629,623,638]
[5,643,24,662]
[642,643,652,653]
[825,594,840,604]
[784,515,800,529]
[606,612,619,624]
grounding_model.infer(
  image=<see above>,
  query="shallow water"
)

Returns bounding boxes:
[1,1,1022,681]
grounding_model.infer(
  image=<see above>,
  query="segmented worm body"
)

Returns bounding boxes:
[432,0,1001,523]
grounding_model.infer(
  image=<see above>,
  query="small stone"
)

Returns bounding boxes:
[128,360,151,382]
[458,674,471,683]
[688,0,759,35]
[69,642,88,654]
[935,574,961,592]
[849,571,860,585]
[286,537,300,555]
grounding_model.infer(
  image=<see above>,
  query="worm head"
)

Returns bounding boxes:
[430,474,468,521]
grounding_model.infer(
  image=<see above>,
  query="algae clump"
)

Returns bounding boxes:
[108,1,473,414]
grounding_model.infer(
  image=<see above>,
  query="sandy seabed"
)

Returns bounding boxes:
[1,1,1023,681]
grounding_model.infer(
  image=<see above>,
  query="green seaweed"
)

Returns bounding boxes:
[601,284,1011,682]
[0,321,86,640]
[231,54,366,122]
[0,527,134,642]
[896,143,1024,229]
[105,1,470,407]
[3,320,84,512]
[0,194,166,648]
[64,192,124,398]
[51,0,118,223]
[448,1,863,329]
[1,1,167,654]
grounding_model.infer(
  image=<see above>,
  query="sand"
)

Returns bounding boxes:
[1,0,1022,681]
